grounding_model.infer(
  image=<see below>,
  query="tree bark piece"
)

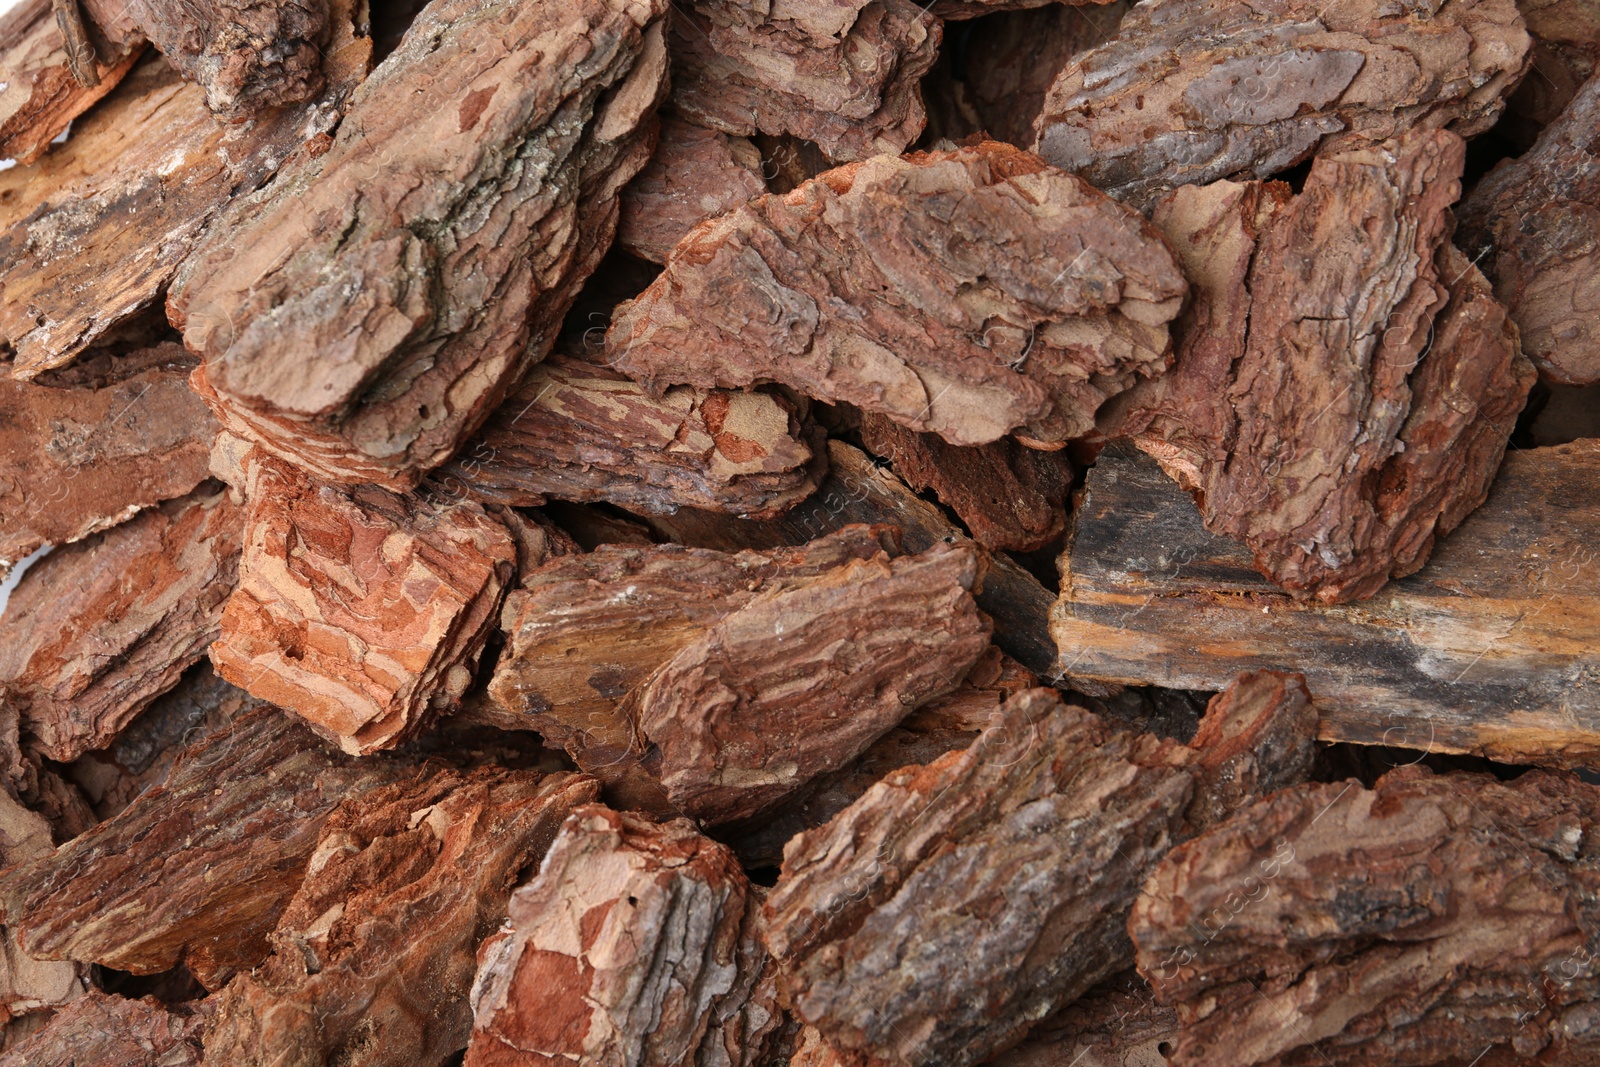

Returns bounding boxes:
[618,113,767,263]
[0,0,143,164]
[0,991,204,1067]
[626,541,991,825]
[464,805,781,1067]
[668,0,939,163]
[1509,0,1600,125]
[1035,0,1530,207]
[1184,671,1317,833]
[608,142,1187,450]
[984,971,1179,1067]
[0,343,217,580]
[0,7,371,378]
[0,705,425,987]
[1105,130,1534,602]
[0,789,80,1030]
[169,0,669,490]
[0,487,242,762]
[858,412,1074,552]
[203,764,598,1067]
[210,451,516,756]
[1051,439,1600,769]
[1129,766,1600,1065]
[428,351,825,521]
[1457,74,1600,385]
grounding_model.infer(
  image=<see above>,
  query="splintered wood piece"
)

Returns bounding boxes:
[0,991,205,1066]
[1458,74,1600,386]
[168,0,669,490]
[427,351,825,521]
[0,488,242,762]
[203,765,598,1067]
[210,452,516,756]
[1052,440,1600,769]
[1130,767,1600,1065]
[464,805,781,1067]
[608,142,1186,450]
[627,541,991,825]
[645,441,1061,680]
[1035,0,1530,207]
[617,113,767,263]
[1107,130,1534,602]
[0,344,217,579]
[0,0,143,164]
[668,0,939,162]
[0,705,423,987]
[857,412,1074,552]
[0,7,371,378]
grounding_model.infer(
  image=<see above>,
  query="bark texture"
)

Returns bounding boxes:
[464,805,781,1067]
[168,0,669,489]
[0,992,205,1067]
[1130,766,1600,1065]
[1035,0,1531,207]
[618,113,767,263]
[0,0,142,164]
[1509,0,1600,125]
[203,765,598,1067]
[428,351,825,520]
[1105,130,1534,602]
[210,451,516,756]
[1458,74,1600,385]
[609,142,1186,449]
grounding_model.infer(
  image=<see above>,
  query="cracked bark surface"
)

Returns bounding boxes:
[0,991,205,1067]
[0,0,143,164]
[464,805,781,1067]
[608,142,1187,450]
[1035,0,1531,207]
[618,112,767,263]
[169,0,669,489]
[1103,130,1535,602]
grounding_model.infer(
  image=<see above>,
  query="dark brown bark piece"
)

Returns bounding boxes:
[1185,671,1317,832]
[1129,767,1600,1065]
[428,351,825,521]
[0,488,242,762]
[669,0,939,163]
[464,805,780,1067]
[1051,439,1600,769]
[0,343,217,581]
[1458,74,1600,385]
[1508,0,1600,126]
[0,0,143,164]
[168,0,669,489]
[618,113,767,263]
[1035,0,1531,207]
[209,451,516,755]
[0,705,420,986]
[203,765,598,1067]
[0,7,371,377]
[858,412,1073,552]
[983,971,1179,1067]
[607,142,1187,449]
[0,992,204,1067]
[1106,130,1535,602]
[626,541,992,825]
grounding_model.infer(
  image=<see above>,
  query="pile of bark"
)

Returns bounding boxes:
[0,0,1596,1062]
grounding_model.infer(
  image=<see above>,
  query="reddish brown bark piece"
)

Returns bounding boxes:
[210,452,516,755]
[1457,75,1600,385]
[1034,0,1530,207]
[618,113,767,263]
[429,351,825,520]
[465,805,781,1067]
[1106,130,1535,602]
[0,786,80,1029]
[0,488,241,762]
[627,541,991,825]
[1130,766,1600,1065]
[0,0,143,165]
[1185,671,1317,832]
[0,705,417,987]
[669,0,939,162]
[0,344,217,580]
[169,0,668,490]
[1509,0,1600,125]
[984,971,1179,1067]
[0,8,371,377]
[858,412,1073,552]
[0,992,205,1067]
[609,143,1186,449]
[204,764,598,1067]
